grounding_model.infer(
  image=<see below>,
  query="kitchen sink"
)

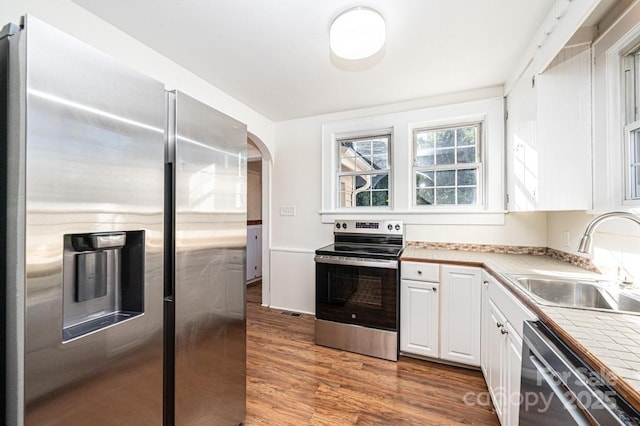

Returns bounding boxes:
[505,275,640,315]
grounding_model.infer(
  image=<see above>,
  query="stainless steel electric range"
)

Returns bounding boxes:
[314,220,404,361]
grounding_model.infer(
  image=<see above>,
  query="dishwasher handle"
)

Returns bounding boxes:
[521,321,638,425]
[528,353,594,425]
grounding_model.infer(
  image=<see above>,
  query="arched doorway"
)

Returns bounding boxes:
[246,133,272,307]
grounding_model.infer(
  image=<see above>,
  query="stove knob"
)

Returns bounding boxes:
[395,224,401,231]
[342,222,347,229]
[335,223,340,229]
[351,314,356,319]
[387,224,393,231]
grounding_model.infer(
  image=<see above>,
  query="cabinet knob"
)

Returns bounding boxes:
[500,328,509,335]
[417,270,422,275]
[496,322,503,328]
[432,287,437,292]
[483,280,489,287]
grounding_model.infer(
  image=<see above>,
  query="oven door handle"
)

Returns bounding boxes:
[314,255,398,269]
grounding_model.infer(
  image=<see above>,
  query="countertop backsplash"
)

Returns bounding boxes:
[405,241,600,273]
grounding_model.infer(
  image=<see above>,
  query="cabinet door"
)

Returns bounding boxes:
[486,299,507,423]
[400,279,439,358]
[536,45,592,211]
[506,60,538,211]
[505,322,523,426]
[440,265,481,366]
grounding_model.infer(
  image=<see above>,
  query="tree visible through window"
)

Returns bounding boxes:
[414,123,482,206]
[337,134,391,207]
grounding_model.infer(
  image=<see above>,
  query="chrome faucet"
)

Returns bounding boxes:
[577,211,640,253]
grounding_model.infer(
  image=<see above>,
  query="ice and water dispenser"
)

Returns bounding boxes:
[62,230,145,341]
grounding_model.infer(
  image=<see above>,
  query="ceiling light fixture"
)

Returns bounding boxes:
[330,7,385,60]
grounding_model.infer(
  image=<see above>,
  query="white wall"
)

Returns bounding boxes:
[548,211,640,283]
[407,212,547,246]
[1,0,274,154]
[270,88,549,313]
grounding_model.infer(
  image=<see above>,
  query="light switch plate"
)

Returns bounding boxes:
[280,206,296,216]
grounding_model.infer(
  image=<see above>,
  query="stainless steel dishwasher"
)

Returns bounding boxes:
[520,321,640,425]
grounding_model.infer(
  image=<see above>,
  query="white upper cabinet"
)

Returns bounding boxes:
[506,60,538,211]
[506,45,592,211]
[536,45,592,211]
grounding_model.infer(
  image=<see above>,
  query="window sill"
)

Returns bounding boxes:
[320,210,507,225]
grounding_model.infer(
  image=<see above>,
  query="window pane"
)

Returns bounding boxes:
[436,148,455,165]
[416,131,435,149]
[457,169,477,186]
[457,146,476,163]
[457,187,477,204]
[339,142,354,172]
[355,141,372,157]
[633,164,640,199]
[372,154,388,169]
[436,170,455,186]
[356,191,370,207]
[340,141,354,152]
[456,127,477,146]
[355,175,368,189]
[372,139,387,154]
[373,175,388,189]
[371,190,389,206]
[416,171,434,188]
[416,188,434,205]
[436,129,454,148]
[633,130,640,164]
[436,188,456,204]
[339,175,355,207]
[415,132,434,166]
[416,153,435,166]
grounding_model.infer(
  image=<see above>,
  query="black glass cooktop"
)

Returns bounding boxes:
[315,243,403,259]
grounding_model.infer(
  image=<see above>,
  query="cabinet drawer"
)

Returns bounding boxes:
[401,262,439,282]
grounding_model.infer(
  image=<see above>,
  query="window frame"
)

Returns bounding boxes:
[624,49,640,202]
[335,132,393,209]
[411,121,484,208]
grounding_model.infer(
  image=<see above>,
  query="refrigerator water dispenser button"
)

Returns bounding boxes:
[75,251,108,302]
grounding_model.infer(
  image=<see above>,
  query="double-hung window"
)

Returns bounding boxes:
[413,123,482,206]
[337,133,391,208]
[624,49,640,200]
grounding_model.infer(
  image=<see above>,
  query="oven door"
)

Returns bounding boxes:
[315,255,398,331]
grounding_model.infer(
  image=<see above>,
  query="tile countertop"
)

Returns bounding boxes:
[401,247,640,411]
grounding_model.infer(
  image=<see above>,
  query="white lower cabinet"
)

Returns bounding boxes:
[481,270,536,426]
[440,265,481,366]
[400,262,480,367]
[400,279,439,357]
[400,263,536,424]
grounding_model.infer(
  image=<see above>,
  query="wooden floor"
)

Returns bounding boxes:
[245,301,499,425]
[247,280,262,304]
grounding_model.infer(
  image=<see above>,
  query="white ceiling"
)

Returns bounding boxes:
[71,0,556,122]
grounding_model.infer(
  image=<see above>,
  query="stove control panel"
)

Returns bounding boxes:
[333,220,403,235]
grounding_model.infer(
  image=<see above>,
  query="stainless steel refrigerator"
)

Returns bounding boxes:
[1,16,247,425]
